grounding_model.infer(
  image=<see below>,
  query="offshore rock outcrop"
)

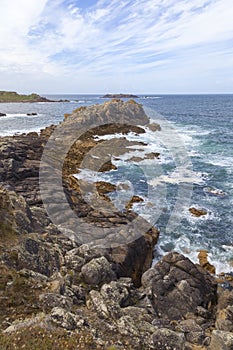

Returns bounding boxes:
[0,99,232,349]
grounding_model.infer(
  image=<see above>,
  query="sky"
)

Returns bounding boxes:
[0,0,233,94]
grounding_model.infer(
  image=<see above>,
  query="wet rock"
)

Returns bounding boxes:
[209,330,233,350]
[0,112,6,117]
[147,122,161,132]
[141,252,217,320]
[99,159,117,172]
[81,256,116,285]
[125,195,144,210]
[189,207,207,217]
[151,328,185,350]
[198,250,216,274]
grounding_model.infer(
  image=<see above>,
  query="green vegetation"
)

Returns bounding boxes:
[0,91,49,103]
[0,327,96,350]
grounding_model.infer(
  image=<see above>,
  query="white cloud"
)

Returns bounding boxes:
[0,0,232,93]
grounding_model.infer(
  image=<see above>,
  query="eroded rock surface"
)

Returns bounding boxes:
[0,100,231,349]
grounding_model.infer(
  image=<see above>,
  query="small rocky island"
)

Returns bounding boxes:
[0,100,232,349]
[0,91,69,103]
[102,93,139,98]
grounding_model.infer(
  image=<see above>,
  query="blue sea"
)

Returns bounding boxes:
[0,94,232,273]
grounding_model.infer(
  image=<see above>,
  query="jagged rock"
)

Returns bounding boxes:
[64,285,86,305]
[141,252,217,320]
[87,289,111,319]
[209,330,233,350]
[0,186,33,238]
[177,319,206,345]
[69,244,109,264]
[30,206,51,232]
[3,235,64,277]
[111,225,159,287]
[151,328,185,350]
[39,293,73,312]
[49,307,82,330]
[81,256,116,285]
[100,279,131,307]
[87,278,136,321]
[117,315,140,336]
[215,306,233,332]
[65,248,86,272]
[198,250,216,274]
[0,112,6,117]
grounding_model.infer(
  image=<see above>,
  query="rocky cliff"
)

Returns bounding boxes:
[0,100,232,349]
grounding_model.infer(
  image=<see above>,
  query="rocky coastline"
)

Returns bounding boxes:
[0,100,232,349]
[0,91,69,103]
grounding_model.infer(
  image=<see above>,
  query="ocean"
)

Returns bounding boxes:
[0,94,232,273]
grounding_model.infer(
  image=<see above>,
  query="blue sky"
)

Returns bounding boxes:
[0,0,232,93]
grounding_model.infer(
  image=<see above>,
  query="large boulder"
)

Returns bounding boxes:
[141,252,217,320]
[81,256,116,285]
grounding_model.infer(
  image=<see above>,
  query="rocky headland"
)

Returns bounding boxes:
[102,94,139,99]
[0,100,232,349]
[0,91,69,103]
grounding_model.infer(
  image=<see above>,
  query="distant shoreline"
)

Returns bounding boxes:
[0,91,69,103]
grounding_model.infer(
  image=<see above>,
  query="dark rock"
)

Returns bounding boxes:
[26,113,37,116]
[0,113,6,117]
[141,252,217,320]
[102,94,139,98]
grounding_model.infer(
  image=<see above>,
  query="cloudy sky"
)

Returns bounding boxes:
[0,0,233,94]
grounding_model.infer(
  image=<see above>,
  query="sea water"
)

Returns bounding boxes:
[0,94,232,273]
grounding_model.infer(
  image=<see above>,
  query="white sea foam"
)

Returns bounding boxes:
[204,155,233,169]
[154,235,233,274]
[0,127,42,136]
[0,113,41,119]
[149,169,206,186]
